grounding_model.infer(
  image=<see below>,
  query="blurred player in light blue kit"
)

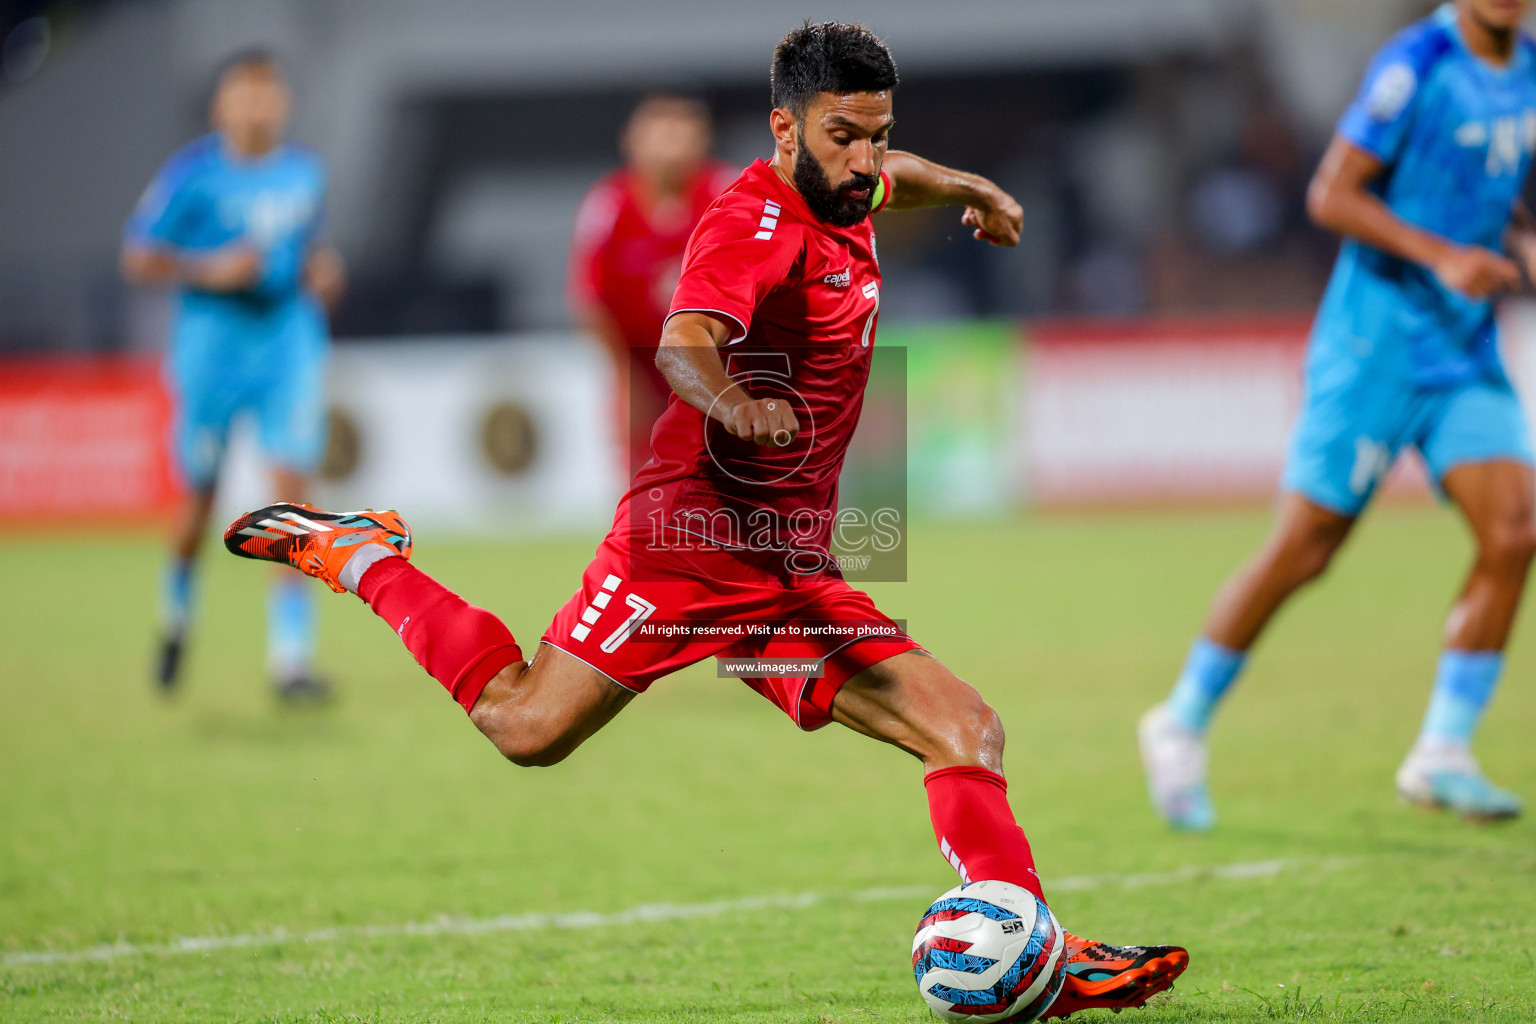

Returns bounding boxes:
[122,49,345,701]
[1142,0,1536,826]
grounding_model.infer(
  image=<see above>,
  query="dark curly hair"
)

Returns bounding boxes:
[770,22,898,118]
[215,46,282,82]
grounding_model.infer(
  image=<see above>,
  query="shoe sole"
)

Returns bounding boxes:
[275,688,334,706]
[154,634,184,695]
[1097,948,1190,1005]
[1041,949,1190,1019]
[1397,792,1520,824]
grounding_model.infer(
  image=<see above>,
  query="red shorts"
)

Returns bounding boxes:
[540,518,921,730]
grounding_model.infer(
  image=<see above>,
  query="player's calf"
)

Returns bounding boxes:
[468,649,633,767]
[833,651,1005,770]
[1470,515,1536,580]
[840,651,1189,1016]
[225,502,631,767]
[834,652,1041,898]
[225,503,525,709]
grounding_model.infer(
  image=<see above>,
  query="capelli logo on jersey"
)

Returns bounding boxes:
[823,269,851,289]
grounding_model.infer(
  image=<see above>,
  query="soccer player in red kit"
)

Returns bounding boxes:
[570,95,739,472]
[225,23,1187,1017]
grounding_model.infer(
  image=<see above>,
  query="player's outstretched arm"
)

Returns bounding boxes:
[1308,135,1519,300]
[879,150,1022,247]
[655,312,800,446]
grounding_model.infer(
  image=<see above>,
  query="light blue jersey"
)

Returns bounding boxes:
[125,134,330,487]
[1286,4,1536,515]
[127,133,327,311]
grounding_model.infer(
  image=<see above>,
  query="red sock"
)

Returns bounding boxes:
[357,557,524,713]
[924,765,1045,902]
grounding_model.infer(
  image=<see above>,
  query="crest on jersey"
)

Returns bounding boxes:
[1366,62,1416,122]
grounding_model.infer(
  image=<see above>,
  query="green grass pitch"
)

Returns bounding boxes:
[3,507,1534,1022]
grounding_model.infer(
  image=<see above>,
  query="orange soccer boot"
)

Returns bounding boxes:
[224,502,413,593]
[1040,934,1189,1019]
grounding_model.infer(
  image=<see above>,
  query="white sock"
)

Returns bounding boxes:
[1406,737,1477,773]
[338,543,400,594]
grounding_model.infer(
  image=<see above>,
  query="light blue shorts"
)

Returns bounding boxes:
[1282,356,1534,517]
[166,300,329,490]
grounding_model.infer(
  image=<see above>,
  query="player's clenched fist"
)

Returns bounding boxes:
[191,246,264,293]
[962,189,1023,247]
[720,395,800,446]
[1432,244,1521,299]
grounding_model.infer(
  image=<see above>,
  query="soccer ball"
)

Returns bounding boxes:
[912,880,1067,1023]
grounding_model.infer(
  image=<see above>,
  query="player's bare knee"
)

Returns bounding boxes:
[500,732,574,768]
[1480,517,1536,573]
[931,693,1005,768]
[1262,504,1350,592]
[475,709,573,768]
[1291,540,1338,586]
[1271,528,1342,589]
[969,701,1007,765]
[468,665,572,768]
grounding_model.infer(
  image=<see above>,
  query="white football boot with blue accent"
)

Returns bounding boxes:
[1395,743,1522,822]
[1138,703,1215,831]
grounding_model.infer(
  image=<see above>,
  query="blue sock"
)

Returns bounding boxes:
[268,577,316,680]
[162,559,195,635]
[1166,637,1248,733]
[1416,650,1503,750]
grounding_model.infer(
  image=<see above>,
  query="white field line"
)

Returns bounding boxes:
[2,856,1351,969]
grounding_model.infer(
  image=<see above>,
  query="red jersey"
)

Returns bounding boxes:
[628,158,892,570]
[569,162,740,346]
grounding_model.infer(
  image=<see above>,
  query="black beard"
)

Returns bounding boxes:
[793,134,876,228]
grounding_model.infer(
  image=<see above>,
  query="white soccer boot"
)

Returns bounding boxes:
[1137,703,1215,831]
[1396,740,1522,822]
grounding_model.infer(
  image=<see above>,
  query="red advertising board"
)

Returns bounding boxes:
[1023,316,1432,505]
[0,359,179,522]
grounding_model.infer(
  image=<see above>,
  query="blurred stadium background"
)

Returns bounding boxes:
[7,0,1530,533]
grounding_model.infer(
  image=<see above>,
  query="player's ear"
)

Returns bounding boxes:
[769,107,797,155]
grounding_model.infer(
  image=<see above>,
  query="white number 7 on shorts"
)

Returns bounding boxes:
[601,593,657,653]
